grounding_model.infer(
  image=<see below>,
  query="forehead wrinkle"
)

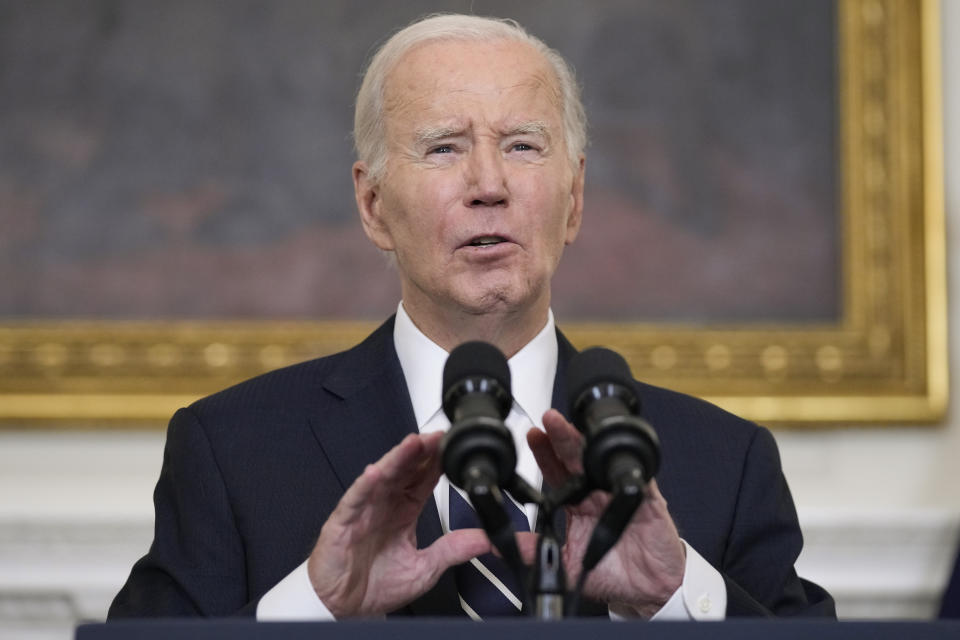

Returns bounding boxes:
[382,42,566,148]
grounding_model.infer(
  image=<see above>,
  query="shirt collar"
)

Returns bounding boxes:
[393,303,558,430]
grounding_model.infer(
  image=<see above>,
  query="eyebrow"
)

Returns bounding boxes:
[503,121,550,139]
[413,121,552,148]
[414,125,465,148]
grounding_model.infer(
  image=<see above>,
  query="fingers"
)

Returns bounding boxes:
[541,410,585,472]
[528,410,586,487]
[401,431,445,503]
[527,428,568,488]
[635,478,673,525]
[536,409,586,475]
[420,528,491,583]
[376,431,440,485]
[338,432,442,515]
[514,531,540,566]
[645,478,666,504]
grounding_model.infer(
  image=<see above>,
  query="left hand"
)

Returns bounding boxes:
[523,409,686,617]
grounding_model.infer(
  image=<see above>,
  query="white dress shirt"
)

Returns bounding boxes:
[257,303,726,620]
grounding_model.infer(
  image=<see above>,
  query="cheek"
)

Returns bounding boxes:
[411,175,465,239]
[528,183,573,243]
[385,175,458,238]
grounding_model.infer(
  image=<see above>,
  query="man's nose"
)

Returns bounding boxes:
[463,144,508,207]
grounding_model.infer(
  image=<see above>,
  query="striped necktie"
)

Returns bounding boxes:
[448,485,530,619]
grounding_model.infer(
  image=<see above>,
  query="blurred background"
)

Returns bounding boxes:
[0,1,957,638]
[0,0,840,323]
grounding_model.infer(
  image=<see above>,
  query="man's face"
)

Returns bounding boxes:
[354,38,584,322]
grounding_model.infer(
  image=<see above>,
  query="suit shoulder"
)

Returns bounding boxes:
[169,356,341,445]
[635,380,764,448]
[184,317,396,425]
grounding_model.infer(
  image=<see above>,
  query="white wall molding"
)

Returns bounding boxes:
[0,517,152,633]
[796,508,960,619]
[0,508,957,638]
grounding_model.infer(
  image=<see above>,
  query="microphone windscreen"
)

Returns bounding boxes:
[442,341,511,396]
[566,347,636,405]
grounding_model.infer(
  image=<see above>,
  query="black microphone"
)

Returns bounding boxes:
[440,341,517,492]
[440,341,528,606]
[566,347,661,580]
[567,347,660,494]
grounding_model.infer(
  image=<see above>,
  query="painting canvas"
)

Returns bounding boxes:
[0,0,945,425]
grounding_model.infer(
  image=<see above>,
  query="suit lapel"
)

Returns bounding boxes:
[552,328,576,422]
[308,317,418,489]
[307,316,460,616]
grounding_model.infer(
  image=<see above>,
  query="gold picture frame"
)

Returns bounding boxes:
[0,0,946,427]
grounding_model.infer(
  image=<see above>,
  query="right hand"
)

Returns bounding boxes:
[522,410,685,617]
[306,431,490,617]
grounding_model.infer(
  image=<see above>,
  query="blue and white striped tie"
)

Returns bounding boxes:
[448,485,530,619]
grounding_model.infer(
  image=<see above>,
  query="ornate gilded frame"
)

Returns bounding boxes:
[0,0,946,427]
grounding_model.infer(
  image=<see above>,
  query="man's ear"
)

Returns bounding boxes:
[353,161,395,251]
[564,155,586,245]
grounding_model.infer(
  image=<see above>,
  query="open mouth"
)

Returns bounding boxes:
[468,235,507,247]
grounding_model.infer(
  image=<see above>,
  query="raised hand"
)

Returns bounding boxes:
[307,431,490,617]
[526,409,686,617]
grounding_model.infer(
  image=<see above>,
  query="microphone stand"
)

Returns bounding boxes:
[526,472,645,618]
[467,471,645,620]
[520,474,591,620]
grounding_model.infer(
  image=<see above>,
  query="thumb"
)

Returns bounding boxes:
[419,528,491,584]
[514,531,540,566]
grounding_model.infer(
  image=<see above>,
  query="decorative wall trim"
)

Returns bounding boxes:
[796,508,960,618]
[0,508,956,637]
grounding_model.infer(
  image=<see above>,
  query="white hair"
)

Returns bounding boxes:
[353,13,587,181]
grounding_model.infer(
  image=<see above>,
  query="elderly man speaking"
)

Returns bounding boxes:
[109,13,834,621]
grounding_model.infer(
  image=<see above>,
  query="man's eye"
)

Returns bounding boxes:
[511,142,535,152]
[429,145,454,154]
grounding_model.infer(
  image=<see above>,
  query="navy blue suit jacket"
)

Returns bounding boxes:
[109,316,834,618]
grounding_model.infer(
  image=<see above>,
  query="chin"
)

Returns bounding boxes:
[459,286,540,317]
[454,295,509,316]
[446,270,549,316]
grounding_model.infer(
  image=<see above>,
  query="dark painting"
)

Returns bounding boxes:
[0,0,837,323]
